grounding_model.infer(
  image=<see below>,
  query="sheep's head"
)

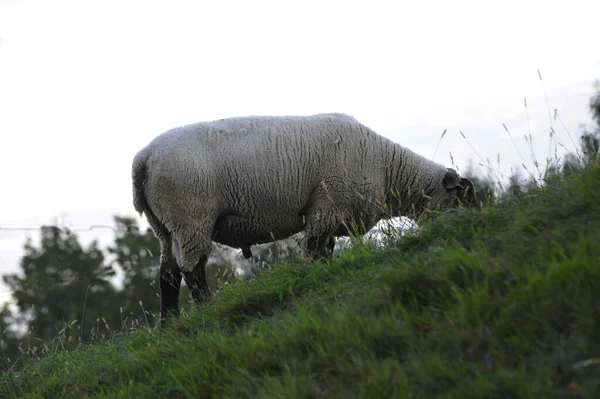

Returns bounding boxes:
[443,168,479,207]
[418,168,480,219]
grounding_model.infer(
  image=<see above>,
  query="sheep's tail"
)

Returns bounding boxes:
[132,148,172,262]
[132,149,151,216]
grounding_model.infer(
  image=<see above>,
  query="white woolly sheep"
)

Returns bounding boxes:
[131,113,478,322]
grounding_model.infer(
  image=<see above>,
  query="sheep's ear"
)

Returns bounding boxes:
[459,178,480,208]
[443,168,463,190]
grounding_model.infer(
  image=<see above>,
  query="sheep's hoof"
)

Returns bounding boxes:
[159,307,181,327]
[160,315,179,328]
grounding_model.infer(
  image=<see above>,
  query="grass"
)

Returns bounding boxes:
[1,160,599,398]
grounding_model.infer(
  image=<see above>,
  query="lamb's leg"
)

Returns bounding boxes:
[159,238,182,325]
[182,256,210,305]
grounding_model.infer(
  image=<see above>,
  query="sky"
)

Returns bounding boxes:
[0,0,599,306]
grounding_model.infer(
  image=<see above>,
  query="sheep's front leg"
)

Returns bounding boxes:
[326,235,335,255]
[303,187,342,261]
[306,234,334,260]
[304,211,340,261]
[159,254,183,325]
[182,256,210,305]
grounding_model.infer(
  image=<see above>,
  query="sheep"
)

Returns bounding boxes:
[131,113,479,322]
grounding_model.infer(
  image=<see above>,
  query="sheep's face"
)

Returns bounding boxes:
[422,168,480,218]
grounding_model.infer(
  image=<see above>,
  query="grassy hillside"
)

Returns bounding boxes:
[1,162,599,398]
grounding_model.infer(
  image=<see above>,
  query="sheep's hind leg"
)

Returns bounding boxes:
[159,237,183,326]
[182,256,210,305]
[177,229,213,306]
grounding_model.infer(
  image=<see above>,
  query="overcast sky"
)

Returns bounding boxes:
[1,0,599,305]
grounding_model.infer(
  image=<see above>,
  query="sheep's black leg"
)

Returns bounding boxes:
[182,256,210,305]
[326,236,336,255]
[159,254,182,326]
[241,246,253,259]
[307,234,333,261]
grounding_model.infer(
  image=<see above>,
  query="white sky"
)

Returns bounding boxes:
[1,0,599,306]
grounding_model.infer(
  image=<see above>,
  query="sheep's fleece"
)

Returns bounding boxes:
[133,113,478,271]
[132,113,477,317]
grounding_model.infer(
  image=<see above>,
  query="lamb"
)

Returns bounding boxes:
[131,113,479,322]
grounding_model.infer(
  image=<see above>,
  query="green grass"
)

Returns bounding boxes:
[1,162,600,398]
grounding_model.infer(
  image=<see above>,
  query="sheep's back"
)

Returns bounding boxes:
[143,113,389,242]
